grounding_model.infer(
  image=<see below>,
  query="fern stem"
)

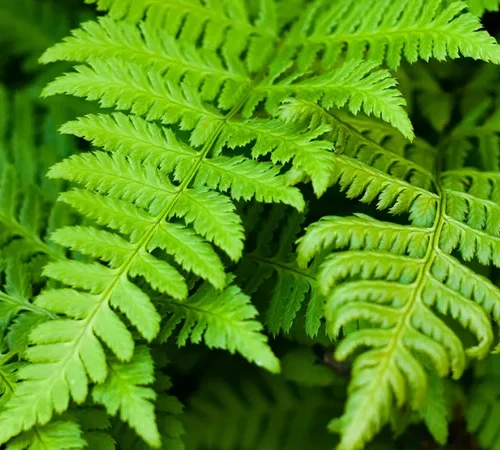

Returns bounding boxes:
[246,254,316,283]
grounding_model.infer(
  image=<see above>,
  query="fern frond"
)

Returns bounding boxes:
[183,373,334,450]
[92,346,160,448]
[5,421,86,450]
[457,0,500,15]
[466,354,500,450]
[20,0,500,446]
[299,0,500,70]
[278,99,437,206]
[71,407,116,450]
[297,160,500,449]
[159,276,280,373]
[443,100,500,171]
[237,205,323,337]
[111,356,184,450]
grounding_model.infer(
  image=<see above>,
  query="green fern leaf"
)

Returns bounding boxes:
[467,354,500,450]
[237,205,323,336]
[9,0,497,446]
[297,158,500,449]
[417,375,450,445]
[5,421,86,450]
[183,373,335,450]
[92,346,160,448]
[159,276,280,373]
[298,0,500,70]
[456,0,500,15]
[71,407,116,450]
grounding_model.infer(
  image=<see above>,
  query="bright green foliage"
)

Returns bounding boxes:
[5,421,86,450]
[92,346,160,447]
[417,376,452,444]
[159,276,280,373]
[1,0,500,449]
[297,0,500,70]
[462,0,500,15]
[297,162,500,448]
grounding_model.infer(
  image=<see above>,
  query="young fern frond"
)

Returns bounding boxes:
[297,158,500,449]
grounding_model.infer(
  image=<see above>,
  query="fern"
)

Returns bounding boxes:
[297,137,500,449]
[159,276,280,372]
[466,354,500,450]
[183,372,336,450]
[458,0,500,15]
[297,0,500,70]
[2,0,500,449]
[5,421,86,450]
[0,0,422,441]
[111,354,184,450]
[237,205,323,337]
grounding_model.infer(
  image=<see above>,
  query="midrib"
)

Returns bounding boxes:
[308,26,452,44]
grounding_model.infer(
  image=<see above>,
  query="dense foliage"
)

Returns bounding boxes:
[2,0,500,449]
